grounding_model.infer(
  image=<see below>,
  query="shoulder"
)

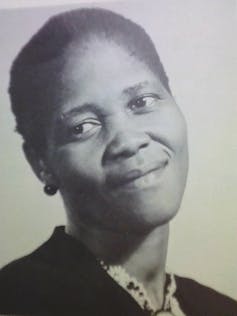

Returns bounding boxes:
[0,226,79,314]
[0,226,108,315]
[174,274,237,315]
[0,229,57,313]
[0,226,66,281]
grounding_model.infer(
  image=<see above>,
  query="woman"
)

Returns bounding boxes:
[0,7,236,316]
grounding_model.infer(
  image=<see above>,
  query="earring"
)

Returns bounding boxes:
[44,184,58,196]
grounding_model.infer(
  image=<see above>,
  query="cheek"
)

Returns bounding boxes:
[51,145,104,188]
[148,106,188,154]
[168,111,189,177]
[147,106,189,186]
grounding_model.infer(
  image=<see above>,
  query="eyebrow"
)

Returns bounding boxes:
[60,80,150,121]
[122,81,149,96]
[60,103,99,122]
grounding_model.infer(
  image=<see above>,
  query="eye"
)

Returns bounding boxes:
[71,120,101,139]
[128,93,161,113]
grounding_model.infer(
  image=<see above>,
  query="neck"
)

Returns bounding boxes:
[66,220,169,310]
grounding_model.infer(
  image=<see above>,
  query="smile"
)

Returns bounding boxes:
[107,159,169,191]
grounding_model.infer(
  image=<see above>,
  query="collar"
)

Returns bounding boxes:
[100,261,186,316]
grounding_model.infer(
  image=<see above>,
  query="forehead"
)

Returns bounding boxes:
[63,37,150,79]
[35,37,168,122]
[59,37,162,97]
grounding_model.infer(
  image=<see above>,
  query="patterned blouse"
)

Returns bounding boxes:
[100,261,186,316]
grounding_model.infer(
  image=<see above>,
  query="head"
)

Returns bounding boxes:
[9,8,188,234]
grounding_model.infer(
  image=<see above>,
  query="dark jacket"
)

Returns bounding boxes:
[0,226,236,315]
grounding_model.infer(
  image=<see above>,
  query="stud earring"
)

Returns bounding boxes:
[44,184,58,196]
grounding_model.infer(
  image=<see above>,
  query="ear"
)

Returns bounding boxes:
[22,142,58,186]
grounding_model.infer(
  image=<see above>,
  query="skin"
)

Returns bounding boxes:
[27,37,188,310]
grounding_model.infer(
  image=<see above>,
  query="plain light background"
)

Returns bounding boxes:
[0,0,236,300]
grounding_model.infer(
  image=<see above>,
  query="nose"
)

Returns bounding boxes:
[103,127,150,163]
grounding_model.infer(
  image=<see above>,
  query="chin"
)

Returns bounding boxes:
[95,196,180,234]
[130,204,178,232]
[64,184,183,234]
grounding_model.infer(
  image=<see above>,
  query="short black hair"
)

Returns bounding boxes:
[9,8,171,155]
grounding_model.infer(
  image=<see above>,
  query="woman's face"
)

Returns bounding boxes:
[44,38,188,233]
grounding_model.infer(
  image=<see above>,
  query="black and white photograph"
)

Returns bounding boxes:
[0,0,236,315]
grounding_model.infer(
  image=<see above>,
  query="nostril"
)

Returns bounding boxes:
[140,142,149,149]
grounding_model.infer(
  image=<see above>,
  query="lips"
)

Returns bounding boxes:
[106,159,169,190]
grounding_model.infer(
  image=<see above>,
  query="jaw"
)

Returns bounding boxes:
[65,207,170,265]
